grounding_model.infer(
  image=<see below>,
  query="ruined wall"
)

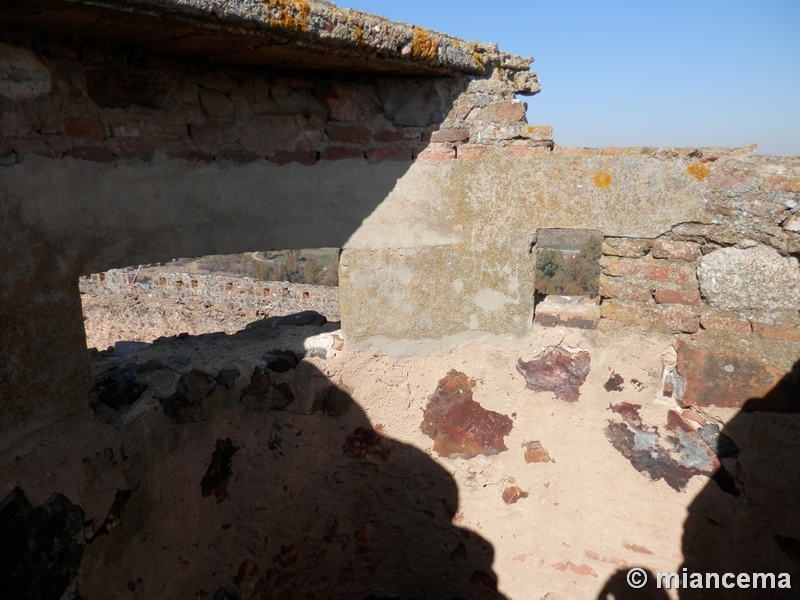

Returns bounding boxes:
[0,30,544,447]
[80,269,340,350]
[2,4,800,599]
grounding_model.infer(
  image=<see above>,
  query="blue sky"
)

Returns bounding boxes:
[340,1,800,155]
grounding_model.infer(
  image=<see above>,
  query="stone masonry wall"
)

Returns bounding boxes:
[0,33,549,170]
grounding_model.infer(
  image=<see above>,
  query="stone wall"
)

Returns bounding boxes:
[80,269,340,350]
[0,33,548,169]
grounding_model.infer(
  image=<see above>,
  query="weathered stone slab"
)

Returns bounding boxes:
[420,370,512,458]
[516,346,591,402]
[675,339,785,409]
[698,245,800,312]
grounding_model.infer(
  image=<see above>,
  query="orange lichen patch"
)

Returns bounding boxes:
[522,440,553,463]
[502,485,528,505]
[593,171,612,187]
[266,0,311,33]
[411,26,437,61]
[623,542,654,555]
[550,562,598,577]
[687,162,711,181]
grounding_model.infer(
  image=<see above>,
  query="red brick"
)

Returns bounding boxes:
[601,301,699,333]
[602,238,652,258]
[599,256,696,286]
[321,147,363,161]
[752,321,800,342]
[651,239,701,262]
[456,145,487,160]
[415,146,455,162]
[366,147,413,162]
[68,146,116,162]
[480,100,526,123]
[430,128,470,143]
[325,123,371,144]
[189,123,240,145]
[268,150,317,166]
[64,117,105,140]
[600,277,652,302]
[505,145,551,157]
[653,289,701,306]
[699,312,751,334]
[373,129,423,143]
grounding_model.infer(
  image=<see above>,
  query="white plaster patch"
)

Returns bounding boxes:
[453,279,464,294]
[473,288,514,313]
[468,314,480,330]
[0,43,51,100]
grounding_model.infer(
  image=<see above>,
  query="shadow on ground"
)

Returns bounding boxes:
[599,360,800,599]
[0,314,507,600]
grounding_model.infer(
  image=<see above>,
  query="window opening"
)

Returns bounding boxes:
[532,228,602,329]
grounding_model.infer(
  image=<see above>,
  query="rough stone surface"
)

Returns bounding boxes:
[698,244,800,312]
[676,339,785,409]
[0,42,51,99]
[605,404,721,492]
[516,346,591,402]
[0,0,537,79]
[420,370,513,458]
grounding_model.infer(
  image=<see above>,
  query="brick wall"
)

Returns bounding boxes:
[0,34,551,169]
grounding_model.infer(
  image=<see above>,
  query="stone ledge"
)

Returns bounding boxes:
[0,0,535,78]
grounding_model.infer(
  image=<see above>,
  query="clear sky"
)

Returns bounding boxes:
[339,1,800,156]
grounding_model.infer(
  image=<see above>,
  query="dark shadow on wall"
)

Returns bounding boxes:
[598,360,800,599]
[0,320,508,600]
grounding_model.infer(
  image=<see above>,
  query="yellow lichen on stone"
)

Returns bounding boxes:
[687,162,711,181]
[266,0,310,32]
[411,26,437,61]
[593,171,612,187]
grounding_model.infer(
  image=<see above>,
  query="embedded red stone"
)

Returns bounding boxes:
[366,147,413,162]
[501,485,529,504]
[64,117,105,140]
[420,370,513,459]
[522,441,553,463]
[516,346,592,402]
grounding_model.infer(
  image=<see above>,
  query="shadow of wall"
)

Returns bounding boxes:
[598,360,800,599]
[0,325,508,600]
[0,25,485,447]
